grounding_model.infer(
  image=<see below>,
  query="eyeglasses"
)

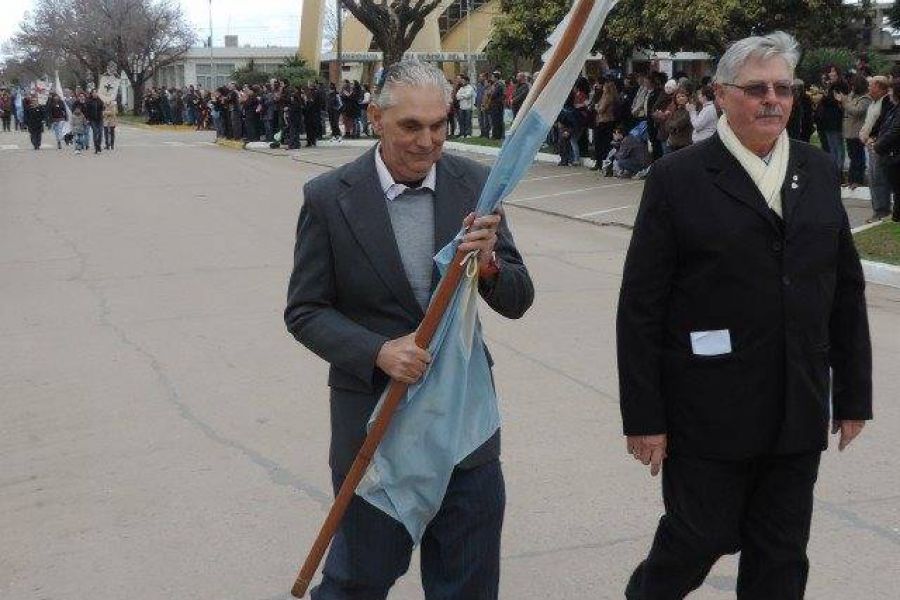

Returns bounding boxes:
[721,81,793,99]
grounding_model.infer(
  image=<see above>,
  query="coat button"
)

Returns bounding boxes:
[782,275,791,286]
[772,241,783,252]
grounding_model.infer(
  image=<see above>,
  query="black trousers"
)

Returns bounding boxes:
[846,138,866,185]
[311,459,505,600]
[626,451,821,600]
[29,126,42,149]
[88,120,103,152]
[884,161,900,220]
[490,109,504,140]
[594,121,615,163]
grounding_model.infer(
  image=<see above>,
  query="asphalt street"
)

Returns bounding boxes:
[1,124,898,599]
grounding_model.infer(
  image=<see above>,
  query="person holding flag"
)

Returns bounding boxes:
[284,60,533,599]
[286,3,617,598]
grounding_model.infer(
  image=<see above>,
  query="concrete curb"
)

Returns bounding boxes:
[850,221,900,289]
[241,137,600,166]
[216,138,247,150]
[860,259,900,289]
[119,122,201,133]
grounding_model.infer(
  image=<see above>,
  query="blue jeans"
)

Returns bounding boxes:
[823,130,844,176]
[311,460,504,600]
[867,147,892,214]
[459,109,472,136]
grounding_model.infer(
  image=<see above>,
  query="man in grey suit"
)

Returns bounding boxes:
[285,61,533,600]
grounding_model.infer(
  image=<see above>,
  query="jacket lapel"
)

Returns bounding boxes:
[338,147,424,321]
[707,134,781,235]
[781,142,809,229]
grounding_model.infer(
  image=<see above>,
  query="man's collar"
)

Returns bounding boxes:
[374,144,437,201]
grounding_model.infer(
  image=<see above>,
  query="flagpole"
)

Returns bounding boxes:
[289,2,597,596]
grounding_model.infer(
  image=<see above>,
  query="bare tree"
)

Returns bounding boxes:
[11,0,195,114]
[96,0,196,115]
[341,0,445,66]
[13,0,115,87]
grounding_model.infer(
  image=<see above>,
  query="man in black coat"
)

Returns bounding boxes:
[285,60,533,599]
[617,31,872,600]
[23,95,47,150]
[83,90,105,154]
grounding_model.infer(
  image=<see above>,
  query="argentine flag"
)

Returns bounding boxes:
[357,0,619,543]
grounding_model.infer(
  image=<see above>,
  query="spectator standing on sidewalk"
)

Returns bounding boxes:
[873,78,900,223]
[860,76,893,222]
[591,80,618,171]
[815,64,847,177]
[489,71,505,140]
[665,87,693,153]
[476,72,489,138]
[841,75,871,190]
[456,74,475,138]
[687,85,718,143]
[787,80,815,142]
[511,72,530,118]
[327,82,342,140]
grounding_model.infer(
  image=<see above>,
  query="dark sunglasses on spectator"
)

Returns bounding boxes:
[721,81,793,99]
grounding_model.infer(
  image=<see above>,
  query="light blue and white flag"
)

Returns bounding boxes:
[357,0,619,543]
[54,71,73,138]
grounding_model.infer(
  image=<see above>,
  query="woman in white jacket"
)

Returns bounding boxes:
[455,74,476,138]
[687,85,718,143]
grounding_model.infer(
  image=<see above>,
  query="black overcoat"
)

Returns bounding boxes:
[617,134,872,459]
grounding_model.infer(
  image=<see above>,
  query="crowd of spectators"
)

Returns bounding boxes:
[140,79,374,148]
[116,57,900,223]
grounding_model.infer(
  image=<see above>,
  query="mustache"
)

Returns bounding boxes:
[756,106,784,118]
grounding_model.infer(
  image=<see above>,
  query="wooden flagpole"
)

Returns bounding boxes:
[290,1,596,596]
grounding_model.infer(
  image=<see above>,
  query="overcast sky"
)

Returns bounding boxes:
[0,0,312,52]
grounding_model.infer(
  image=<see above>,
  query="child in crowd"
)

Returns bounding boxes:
[602,124,651,178]
[71,106,86,154]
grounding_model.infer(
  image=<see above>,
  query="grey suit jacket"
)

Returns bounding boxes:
[285,147,534,474]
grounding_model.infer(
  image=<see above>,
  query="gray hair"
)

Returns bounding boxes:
[372,60,452,109]
[714,31,800,84]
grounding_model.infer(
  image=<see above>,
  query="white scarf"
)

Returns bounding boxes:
[716,115,789,218]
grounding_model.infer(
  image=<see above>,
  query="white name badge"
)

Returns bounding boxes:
[690,330,732,357]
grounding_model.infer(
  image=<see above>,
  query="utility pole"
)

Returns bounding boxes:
[208,0,214,88]
[466,0,474,79]
[336,0,343,84]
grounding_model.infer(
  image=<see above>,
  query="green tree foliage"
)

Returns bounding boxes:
[489,0,863,69]
[274,56,319,88]
[796,47,892,87]
[887,2,900,29]
[230,60,271,87]
[486,1,570,71]
[230,57,319,89]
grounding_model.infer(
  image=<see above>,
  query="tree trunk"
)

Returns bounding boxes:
[130,79,145,116]
[382,38,405,67]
